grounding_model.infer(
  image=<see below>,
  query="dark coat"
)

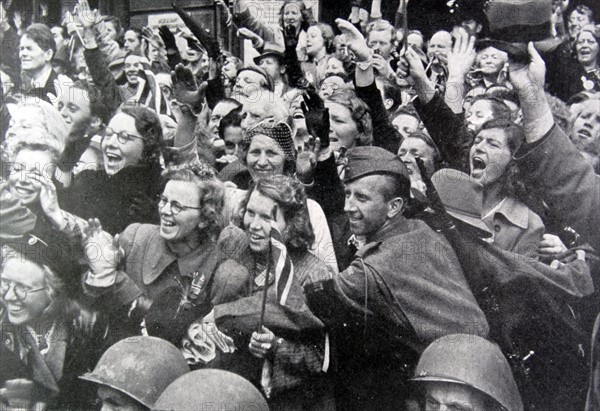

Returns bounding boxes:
[0,313,119,410]
[61,163,162,235]
[513,123,600,410]
[306,217,488,410]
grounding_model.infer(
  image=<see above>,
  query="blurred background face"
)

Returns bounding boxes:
[8,148,56,205]
[124,30,141,53]
[56,86,92,131]
[392,114,420,140]
[576,31,599,66]
[105,21,119,42]
[325,101,359,152]
[223,126,243,156]
[427,31,452,61]
[19,35,51,73]
[306,26,325,58]
[319,76,345,99]
[476,47,507,75]
[568,9,593,40]
[124,55,143,86]
[367,30,393,59]
[258,56,283,82]
[283,2,302,28]
[398,136,436,181]
[325,57,345,76]
[465,99,494,134]
[407,33,424,50]
[570,107,600,150]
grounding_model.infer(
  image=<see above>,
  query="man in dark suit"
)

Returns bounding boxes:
[19,23,58,103]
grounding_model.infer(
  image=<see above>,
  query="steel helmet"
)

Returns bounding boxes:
[412,334,523,411]
[152,369,269,411]
[80,336,189,408]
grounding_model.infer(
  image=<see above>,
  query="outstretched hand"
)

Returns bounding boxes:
[335,18,371,62]
[171,63,208,114]
[447,27,476,80]
[300,89,330,147]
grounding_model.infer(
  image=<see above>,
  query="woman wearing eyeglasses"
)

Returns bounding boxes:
[40,162,245,355]
[60,105,163,235]
[0,237,116,410]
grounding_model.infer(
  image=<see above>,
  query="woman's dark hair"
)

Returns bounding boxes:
[22,23,56,58]
[218,106,243,140]
[478,119,528,201]
[72,79,111,124]
[118,105,163,164]
[242,174,314,251]
[279,0,313,32]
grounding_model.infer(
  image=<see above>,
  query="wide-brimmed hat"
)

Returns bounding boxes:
[253,42,286,65]
[476,0,562,62]
[431,168,492,238]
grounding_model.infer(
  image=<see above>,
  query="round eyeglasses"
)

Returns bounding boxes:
[1,278,47,301]
[102,128,146,144]
[158,195,202,215]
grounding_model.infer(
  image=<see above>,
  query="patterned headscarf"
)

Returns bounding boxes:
[243,120,296,162]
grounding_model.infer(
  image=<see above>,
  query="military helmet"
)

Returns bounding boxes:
[153,369,269,410]
[80,336,189,408]
[412,334,523,411]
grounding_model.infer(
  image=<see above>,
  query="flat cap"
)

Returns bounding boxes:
[344,146,409,183]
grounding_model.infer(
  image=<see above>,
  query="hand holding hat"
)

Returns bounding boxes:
[508,42,546,97]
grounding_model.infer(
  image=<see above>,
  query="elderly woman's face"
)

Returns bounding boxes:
[234,70,268,100]
[319,76,345,99]
[102,112,146,176]
[247,134,286,181]
[576,31,599,66]
[1,257,51,326]
[158,180,203,243]
[8,148,56,205]
[243,189,287,255]
[283,2,302,28]
[325,101,360,152]
[477,47,507,75]
[571,107,600,150]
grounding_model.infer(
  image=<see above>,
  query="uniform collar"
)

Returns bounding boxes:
[489,196,530,229]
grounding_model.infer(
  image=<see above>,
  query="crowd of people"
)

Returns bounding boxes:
[0,0,599,409]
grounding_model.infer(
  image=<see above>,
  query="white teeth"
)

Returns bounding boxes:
[162,220,175,227]
[8,304,23,312]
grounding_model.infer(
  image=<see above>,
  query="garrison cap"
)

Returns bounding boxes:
[344,146,410,183]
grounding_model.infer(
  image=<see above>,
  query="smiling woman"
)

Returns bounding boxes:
[61,105,163,234]
[0,239,113,410]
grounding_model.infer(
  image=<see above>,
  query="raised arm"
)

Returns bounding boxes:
[511,43,600,251]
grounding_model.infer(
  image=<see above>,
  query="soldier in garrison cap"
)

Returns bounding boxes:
[305,146,489,411]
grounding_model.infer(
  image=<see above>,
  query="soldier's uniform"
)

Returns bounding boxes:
[306,147,489,411]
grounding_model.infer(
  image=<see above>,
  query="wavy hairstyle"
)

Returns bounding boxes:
[325,89,372,146]
[161,161,224,239]
[242,175,314,251]
[118,104,163,164]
